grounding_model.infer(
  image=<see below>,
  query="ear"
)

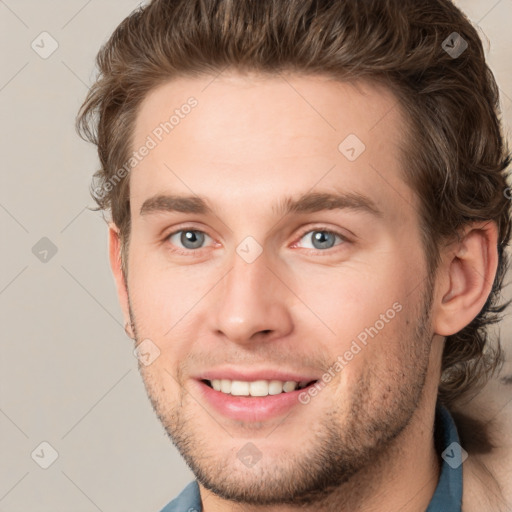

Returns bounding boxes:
[432,221,499,336]
[108,222,133,338]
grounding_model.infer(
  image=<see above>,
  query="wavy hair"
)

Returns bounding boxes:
[76,0,511,413]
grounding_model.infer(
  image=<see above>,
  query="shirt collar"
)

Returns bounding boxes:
[425,402,463,511]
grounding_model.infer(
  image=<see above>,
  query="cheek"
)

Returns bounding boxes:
[127,257,208,331]
[127,259,215,374]
[139,362,184,421]
[306,266,415,380]
[291,264,406,337]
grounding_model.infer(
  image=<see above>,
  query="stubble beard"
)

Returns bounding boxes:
[130,284,434,507]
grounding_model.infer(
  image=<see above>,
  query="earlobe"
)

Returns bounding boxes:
[433,221,498,337]
[108,222,133,338]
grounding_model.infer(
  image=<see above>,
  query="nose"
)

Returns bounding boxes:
[210,248,294,346]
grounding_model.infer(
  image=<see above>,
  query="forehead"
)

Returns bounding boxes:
[129,72,417,221]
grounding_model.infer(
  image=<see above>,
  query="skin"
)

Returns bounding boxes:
[108,72,499,511]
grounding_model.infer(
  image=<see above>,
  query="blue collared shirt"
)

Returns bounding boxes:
[159,402,463,511]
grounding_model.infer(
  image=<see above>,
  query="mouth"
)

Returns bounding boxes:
[193,371,322,422]
[201,378,318,396]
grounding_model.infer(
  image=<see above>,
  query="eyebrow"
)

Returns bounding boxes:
[139,191,383,218]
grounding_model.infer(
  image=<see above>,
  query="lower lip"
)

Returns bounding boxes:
[193,380,317,422]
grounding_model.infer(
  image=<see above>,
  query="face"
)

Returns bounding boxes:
[120,72,438,505]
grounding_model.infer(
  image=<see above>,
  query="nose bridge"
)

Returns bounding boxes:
[211,244,293,344]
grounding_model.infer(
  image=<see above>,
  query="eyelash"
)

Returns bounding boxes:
[164,225,350,257]
[293,226,349,255]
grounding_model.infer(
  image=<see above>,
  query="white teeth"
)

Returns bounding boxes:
[220,379,231,393]
[249,380,269,396]
[283,381,298,392]
[231,381,250,396]
[268,380,284,395]
[208,379,312,396]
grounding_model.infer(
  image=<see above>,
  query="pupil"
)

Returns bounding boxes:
[313,231,334,249]
[182,230,203,249]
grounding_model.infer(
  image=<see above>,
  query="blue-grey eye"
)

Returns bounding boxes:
[299,230,342,250]
[169,230,208,250]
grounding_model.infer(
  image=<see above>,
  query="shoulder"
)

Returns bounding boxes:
[461,455,510,512]
[450,374,512,512]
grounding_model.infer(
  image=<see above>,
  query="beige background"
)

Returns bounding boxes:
[0,1,511,511]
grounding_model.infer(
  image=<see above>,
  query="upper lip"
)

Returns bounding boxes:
[195,368,320,383]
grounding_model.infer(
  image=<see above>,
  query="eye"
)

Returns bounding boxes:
[166,229,213,253]
[295,227,347,252]
[164,226,349,256]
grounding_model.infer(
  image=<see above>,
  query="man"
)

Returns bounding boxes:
[76,0,511,510]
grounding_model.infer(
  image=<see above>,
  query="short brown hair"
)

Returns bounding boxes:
[77,0,511,412]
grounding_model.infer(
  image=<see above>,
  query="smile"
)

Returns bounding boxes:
[202,378,317,396]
